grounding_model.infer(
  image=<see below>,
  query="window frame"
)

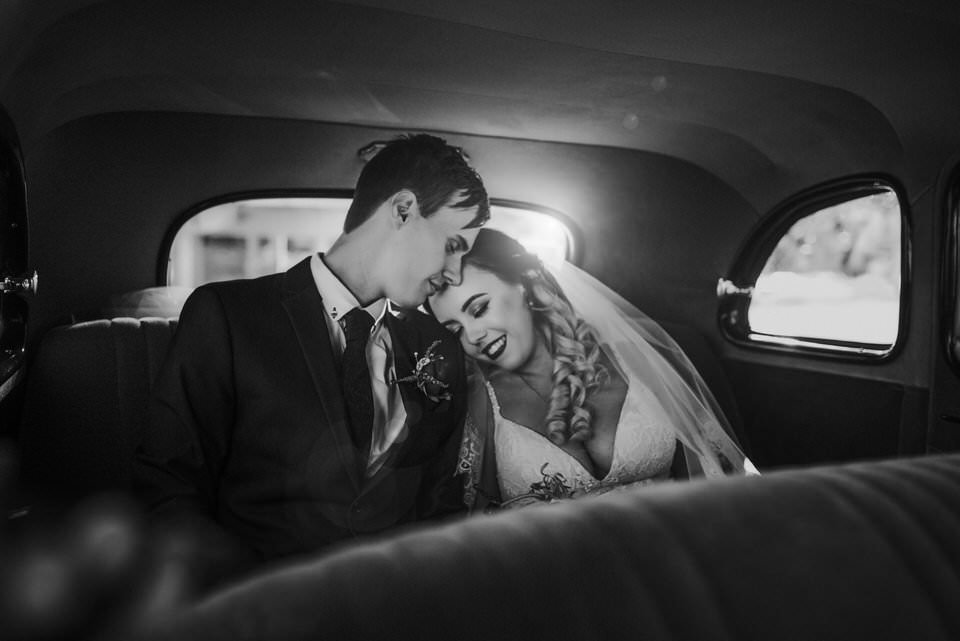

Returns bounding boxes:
[718,175,911,362]
[157,190,582,285]
[941,162,960,375]
[0,104,30,403]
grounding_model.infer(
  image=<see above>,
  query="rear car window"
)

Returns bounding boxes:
[166,197,573,288]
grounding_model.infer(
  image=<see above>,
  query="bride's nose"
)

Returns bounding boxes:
[463,322,486,346]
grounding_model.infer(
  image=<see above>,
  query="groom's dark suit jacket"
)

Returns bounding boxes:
[134,257,466,586]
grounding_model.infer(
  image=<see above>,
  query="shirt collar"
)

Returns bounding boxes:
[311,253,388,324]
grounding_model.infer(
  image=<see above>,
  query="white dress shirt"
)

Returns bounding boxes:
[310,253,409,477]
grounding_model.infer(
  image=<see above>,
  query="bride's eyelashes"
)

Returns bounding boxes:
[468,299,489,319]
[439,296,489,341]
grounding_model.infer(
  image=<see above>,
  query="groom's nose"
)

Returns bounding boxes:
[442,253,465,286]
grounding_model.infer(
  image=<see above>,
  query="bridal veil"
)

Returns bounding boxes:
[456,260,757,511]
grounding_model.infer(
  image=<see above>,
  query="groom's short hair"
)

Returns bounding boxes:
[344,134,490,232]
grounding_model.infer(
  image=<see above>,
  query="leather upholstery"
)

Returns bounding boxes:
[20,305,956,640]
[19,317,177,499]
[141,453,960,641]
[99,286,191,319]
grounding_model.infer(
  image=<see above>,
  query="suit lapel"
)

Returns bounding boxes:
[281,257,362,491]
[383,311,454,467]
[384,312,424,428]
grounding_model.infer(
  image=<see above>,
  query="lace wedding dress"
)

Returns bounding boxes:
[488,380,677,507]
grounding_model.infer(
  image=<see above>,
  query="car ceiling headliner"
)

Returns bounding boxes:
[0,0,958,211]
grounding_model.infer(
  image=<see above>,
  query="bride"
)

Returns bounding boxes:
[427,228,757,511]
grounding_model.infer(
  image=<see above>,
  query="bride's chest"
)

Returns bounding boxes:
[494,380,676,485]
[494,379,627,477]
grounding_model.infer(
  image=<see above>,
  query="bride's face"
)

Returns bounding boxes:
[429,264,539,371]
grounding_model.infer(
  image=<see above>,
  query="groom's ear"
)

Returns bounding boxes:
[390,190,420,227]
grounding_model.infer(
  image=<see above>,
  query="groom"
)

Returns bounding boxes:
[134,134,489,590]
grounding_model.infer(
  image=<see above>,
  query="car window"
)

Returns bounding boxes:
[166,197,573,288]
[750,190,901,344]
[945,166,960,371]
[0,105,29,407]
[720,181,906,358]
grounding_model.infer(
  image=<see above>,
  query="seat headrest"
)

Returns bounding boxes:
[100,286,193,319]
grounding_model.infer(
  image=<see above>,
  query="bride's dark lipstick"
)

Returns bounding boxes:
[483,335,506,359]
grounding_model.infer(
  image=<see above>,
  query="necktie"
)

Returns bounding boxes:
[340,307,375,453]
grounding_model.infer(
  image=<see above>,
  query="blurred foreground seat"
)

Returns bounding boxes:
[137,453,960,641]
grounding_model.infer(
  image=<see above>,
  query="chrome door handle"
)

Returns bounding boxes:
[1,270,37,295]
[716,277,753,298]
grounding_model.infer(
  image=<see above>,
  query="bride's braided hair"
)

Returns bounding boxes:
[464,229,607,445]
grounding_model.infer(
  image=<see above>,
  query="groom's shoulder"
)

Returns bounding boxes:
[195,272,283,298]
[392,307,454,341]
[181,272,286,318]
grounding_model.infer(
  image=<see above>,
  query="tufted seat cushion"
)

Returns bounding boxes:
[99,286,192,319]
[19,317,178,499]
[137,453,960,641]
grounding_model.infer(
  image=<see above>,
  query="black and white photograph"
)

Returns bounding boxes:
[1,1,958,639]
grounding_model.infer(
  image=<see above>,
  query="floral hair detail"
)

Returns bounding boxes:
[393,339,452,403]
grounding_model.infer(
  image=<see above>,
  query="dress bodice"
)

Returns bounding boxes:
[489,379,677,506]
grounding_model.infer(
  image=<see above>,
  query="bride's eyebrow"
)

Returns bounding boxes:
[461,293,485,312]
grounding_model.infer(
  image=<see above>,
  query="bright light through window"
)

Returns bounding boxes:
[167,198,573,288]
[748,189,901,346]
[486,205,571,270]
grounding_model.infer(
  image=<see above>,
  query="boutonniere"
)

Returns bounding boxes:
[392,339,453,403]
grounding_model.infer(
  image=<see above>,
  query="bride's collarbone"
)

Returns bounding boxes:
[491,378,549,429]
[491,371,629,480]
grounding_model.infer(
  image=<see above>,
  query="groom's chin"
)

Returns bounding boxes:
[392,296,426,311]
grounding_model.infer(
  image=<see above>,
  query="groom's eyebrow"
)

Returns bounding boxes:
[461,293,484,312]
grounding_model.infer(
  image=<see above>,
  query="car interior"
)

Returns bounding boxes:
[1,1,959,639]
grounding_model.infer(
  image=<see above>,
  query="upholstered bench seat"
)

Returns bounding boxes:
[139,452,960,641]
[19,317,178,500]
